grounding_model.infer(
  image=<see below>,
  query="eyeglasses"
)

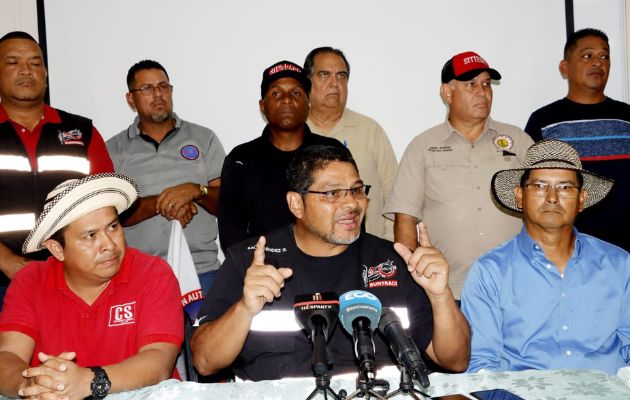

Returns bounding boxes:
[302,185,371,202]
[130,83,173,96]
[523,183,581,198]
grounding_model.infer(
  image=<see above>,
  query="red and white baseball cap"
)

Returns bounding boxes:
[441,51,501,83]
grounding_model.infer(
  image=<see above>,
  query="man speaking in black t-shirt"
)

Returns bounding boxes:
[525,28,630,251]
[191,144,470,381]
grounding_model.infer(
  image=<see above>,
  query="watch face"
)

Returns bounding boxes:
[93,378,111,396]
[90,368,111,398]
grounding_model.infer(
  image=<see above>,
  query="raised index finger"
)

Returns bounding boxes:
[252,236,266,266]
[393,242,412,264]
[417,221,432,248]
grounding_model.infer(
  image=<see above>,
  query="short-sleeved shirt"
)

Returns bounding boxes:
[308,108,398,241]
[0,247,183,367]
[197,225,434,381]
[107,114,225,273]
[384,118,533,298]
[525,97,630,251]
[217,125,345,252]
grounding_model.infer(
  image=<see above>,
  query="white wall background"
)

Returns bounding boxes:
[0,0,38,40]
[574,0,628,102]
[1,0,627,159]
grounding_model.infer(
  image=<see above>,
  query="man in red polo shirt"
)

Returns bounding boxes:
[0,174,183,399]
[0,31,114,310]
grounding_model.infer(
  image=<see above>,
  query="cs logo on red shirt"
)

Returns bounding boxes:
[109,301,136,327]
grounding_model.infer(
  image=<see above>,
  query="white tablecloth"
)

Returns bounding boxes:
[102,368,630,399]
[3,368,629,399]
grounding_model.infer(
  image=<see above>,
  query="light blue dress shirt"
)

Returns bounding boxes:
[461,226,630,374]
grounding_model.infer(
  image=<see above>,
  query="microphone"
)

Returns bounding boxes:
[378,307,430,388]
[338,290,382,380]
[294,292,340,376]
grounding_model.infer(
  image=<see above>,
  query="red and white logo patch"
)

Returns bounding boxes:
[109,301,136,326]
[363,260,398,288]
[57,129,85,146]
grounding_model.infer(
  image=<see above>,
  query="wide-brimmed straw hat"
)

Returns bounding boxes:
[22,173,139,254]
[491,140,614,213]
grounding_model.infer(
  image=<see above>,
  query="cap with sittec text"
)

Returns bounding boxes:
[441,51,501,83]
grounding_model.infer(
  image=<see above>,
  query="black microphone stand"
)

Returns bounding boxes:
[306,319,343,400]
[340,375,390,400]
[385,367,430,399]
[341,318,390,400]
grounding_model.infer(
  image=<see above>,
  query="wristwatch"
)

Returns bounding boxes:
[87,366,111,399]
[199,184,208,197]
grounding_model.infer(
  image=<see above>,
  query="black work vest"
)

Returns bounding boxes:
[0,109,92,285]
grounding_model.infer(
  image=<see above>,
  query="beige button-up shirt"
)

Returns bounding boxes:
[384,118,533,297]
[308,108,398,241]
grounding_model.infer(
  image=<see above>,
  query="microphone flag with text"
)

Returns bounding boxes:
[294,292,340,376]
[378,307,430,388]
[338,290,382,381]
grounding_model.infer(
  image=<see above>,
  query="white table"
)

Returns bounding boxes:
[2,368,629,399]
[105,368,630,399]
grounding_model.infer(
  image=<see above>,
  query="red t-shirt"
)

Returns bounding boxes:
[0,247,183,367]
[0,104,114,174]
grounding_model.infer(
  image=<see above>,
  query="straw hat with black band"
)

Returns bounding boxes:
[491,139,614,213]
[22,173,139,254]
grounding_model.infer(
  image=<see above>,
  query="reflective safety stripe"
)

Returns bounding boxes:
[390,307,410,328]
[0,213,36,233]
[0,155,31,172]
[250,310,302,332]
[248,306,410,332]
[38,155,89,174]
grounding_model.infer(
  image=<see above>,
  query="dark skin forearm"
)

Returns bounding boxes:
[121,178,220,228]
[426,289,471,371]
[18,343,178,399]
[0,351,30,397]
[394,213,419,251]
[196,179,220,215]
[0,241,31,279]
[119,196,158,227]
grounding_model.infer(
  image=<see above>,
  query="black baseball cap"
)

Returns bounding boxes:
[261,60,311,98]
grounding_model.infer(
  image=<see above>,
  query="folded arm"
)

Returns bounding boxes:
[18,342,178,399]
[0,331,35,397]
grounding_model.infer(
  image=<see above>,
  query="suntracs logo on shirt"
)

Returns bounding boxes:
[108,301,136,327]
[362,260,398,288]
[57,129,85,146]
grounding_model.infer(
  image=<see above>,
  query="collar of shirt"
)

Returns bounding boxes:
[515,225,583,269]
[0,103,61,127]
[336,108,357,128]
[441,117,497,143]
[127,112,182,139]
[261,122,313,142]
[306,107,356,132]
[52,249,133,295]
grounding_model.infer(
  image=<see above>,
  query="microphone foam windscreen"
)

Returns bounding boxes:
[338,290,382,334]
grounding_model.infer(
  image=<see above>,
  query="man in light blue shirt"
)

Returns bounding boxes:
[462,139,630,374]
